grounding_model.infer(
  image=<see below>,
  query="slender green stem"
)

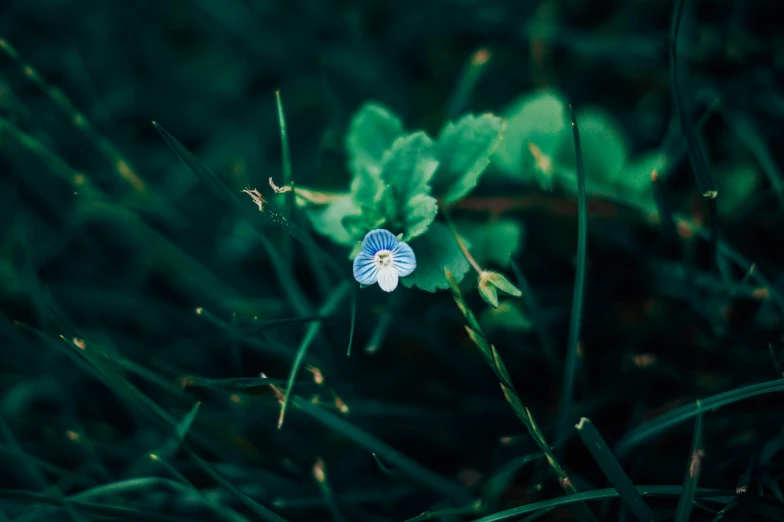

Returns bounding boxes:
[278,282,351,429]
[445,270,596,521]
[312,459,347,522]
[557,104,588,442]
[446,48,491,120]
[669,0,717,198]
[674,401,704,522]
[443,211,483,275]
[275,90,294,263]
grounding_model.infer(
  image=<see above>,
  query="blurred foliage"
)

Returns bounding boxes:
[2,0,784,521]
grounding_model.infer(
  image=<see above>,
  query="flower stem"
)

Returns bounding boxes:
[444,269,597,522]
[443,211,483,276]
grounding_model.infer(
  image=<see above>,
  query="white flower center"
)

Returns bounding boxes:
[374,249,393,268]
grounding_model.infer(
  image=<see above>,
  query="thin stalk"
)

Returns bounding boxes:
[557,104,588,442]
[445,269,596,521]
[443,211,483,275]
[275,90,294,263]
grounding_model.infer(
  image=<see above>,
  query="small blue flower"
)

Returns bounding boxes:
[353,229,416,292]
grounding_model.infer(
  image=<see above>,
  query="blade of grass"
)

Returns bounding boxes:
[483,452,544,508]
[275,90,294,263]
[364,295,397,354]
[653,94,720,184]
[0,490,212,522]
[184,449,290,522]
[616,378,784,455]
[241,315,328,332]
[290,395,474,505]
[557,103,588,443]
[155,402,201,459]
[446,48,492,120]
[516,507,557,522]
[404,501,482,522]
[0,419,50,490]
[113,358,188,395]
[707,198,719,273]
[192,308,298,359]
[675,401,704,522]
[18,324,236,473]
[650,168,680,247]
[68,476,256,522]
[0,116,100,197]
[0,419,86,522]
[669,0,718,198]
[473,486,735,522]
[278,280,350,429]
[70,477,192,501]
[79,201,249,308]
[726,111,784,212]
[183,376,289,389]
[347,288,356,356]
[18,326,289,513]
[768,343,783,380]
[154,123,346,296]
[575,418,655,522]
[675,214,784,315]
[153,122,311,316]
[271,486,414,510]
[311,459,347,522]
[0,39,148,196]
[0,445,67,478]
[150,453,252,522]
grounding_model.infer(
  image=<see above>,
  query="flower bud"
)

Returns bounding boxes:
[479,271,523,300]
[478,275,499,308]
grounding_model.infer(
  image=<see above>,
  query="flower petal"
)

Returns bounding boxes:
[353,251,379,285]
[362,229,398,255]
[392,241,416,277]
[377,266,400,292]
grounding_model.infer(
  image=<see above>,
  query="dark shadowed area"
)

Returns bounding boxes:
[2,1,784,521]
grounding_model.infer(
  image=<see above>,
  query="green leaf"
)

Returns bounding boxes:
[404,193,439,240]
[401,222,471,292]
[493,91,568,187]
[341,203,386,241]
[435,114,504,204]
[305,195,361,246]
[372,131,440,238]
[612,152,661,215]
[715,164,760,217]
[380,131,439,205]
[347,102,404,206]
[456,219,523,267]
[485,272,522,297]
[556,108,628,193]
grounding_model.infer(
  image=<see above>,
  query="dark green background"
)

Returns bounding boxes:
[2,0,784,520]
